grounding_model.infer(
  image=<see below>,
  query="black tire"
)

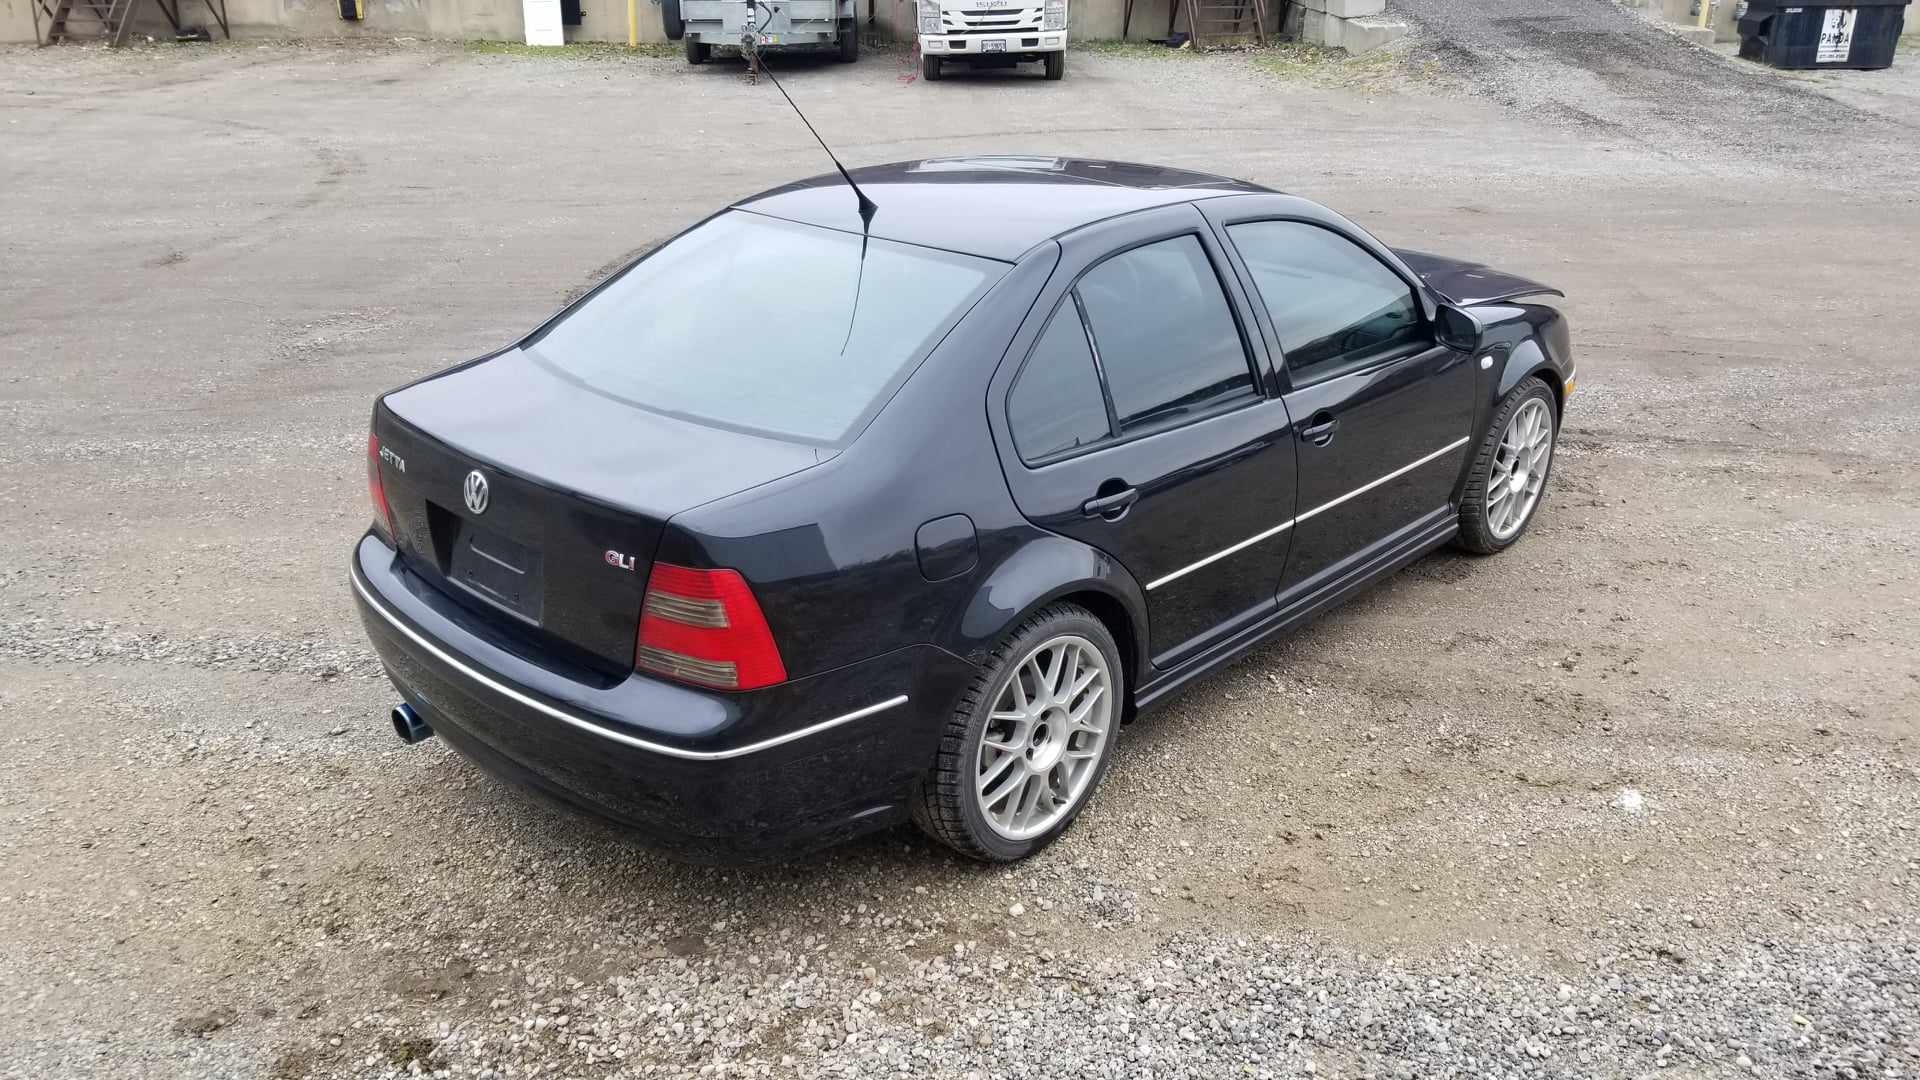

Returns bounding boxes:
[921,53,942,81]
[685,35,709,64]
[837,18,859,62]
[1042,49,1064,80]
[1456,376,1558,554]
[661,0,684,40]
[912,603,1124,862]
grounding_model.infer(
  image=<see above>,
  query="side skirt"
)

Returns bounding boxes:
[1133,507,1458,712]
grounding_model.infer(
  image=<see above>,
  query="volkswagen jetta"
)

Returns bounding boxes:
[350,157,1573,863]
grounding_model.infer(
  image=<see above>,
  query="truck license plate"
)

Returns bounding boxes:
[983,39,1006,51]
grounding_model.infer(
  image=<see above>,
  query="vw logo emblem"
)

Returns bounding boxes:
[463,470,490,515]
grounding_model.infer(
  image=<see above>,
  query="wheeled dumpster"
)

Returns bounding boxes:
[1737,0,1910,70]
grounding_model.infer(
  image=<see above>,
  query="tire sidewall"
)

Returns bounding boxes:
[951,611,1123,861]
[661,0,684,39]
[1469,380,1558,550]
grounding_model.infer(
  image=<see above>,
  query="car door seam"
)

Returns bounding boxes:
[1144,435,1469,592]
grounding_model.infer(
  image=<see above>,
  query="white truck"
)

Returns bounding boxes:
[916,0,1068,81]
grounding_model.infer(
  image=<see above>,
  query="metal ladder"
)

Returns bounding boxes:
[1177,0,1268,47]
[35,0,229,46]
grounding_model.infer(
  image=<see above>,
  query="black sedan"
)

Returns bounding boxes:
[351,157,1573,863]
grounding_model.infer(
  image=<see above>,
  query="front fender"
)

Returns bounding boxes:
[1451,301,1574,501]
[956,532,1149,684]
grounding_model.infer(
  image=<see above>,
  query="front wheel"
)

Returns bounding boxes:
[1042,49,1064,80]
[685,35,710,64]
[921,53,942,81]
[912,603,1123,861]
[1456,377,1558,553]
[837,18,859,62]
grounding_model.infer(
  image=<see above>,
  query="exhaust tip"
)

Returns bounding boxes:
[391,703,434,745]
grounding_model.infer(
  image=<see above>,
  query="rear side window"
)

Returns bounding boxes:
[1226,221,1424,378]
[1075,235,1254,430]
[524,211,1004,445]
[1008,304,1113,461]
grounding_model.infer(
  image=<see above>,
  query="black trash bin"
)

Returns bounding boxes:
[1738,0,1910,70]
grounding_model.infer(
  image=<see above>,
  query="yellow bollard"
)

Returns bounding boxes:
[629,0,638,46]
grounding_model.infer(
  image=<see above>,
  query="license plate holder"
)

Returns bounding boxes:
[982,39,1006,52]
[448,521,544,624]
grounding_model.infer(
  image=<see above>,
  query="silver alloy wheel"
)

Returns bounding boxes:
[974,633,1114,841]
[1487,397,1554,540]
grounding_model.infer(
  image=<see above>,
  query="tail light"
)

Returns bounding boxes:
[635,564,786,691]
[367,432,398,543]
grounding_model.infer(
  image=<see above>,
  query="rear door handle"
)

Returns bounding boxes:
[1081,487,1139,519]
[1301,413,1339,445]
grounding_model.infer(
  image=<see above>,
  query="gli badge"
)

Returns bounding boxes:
[605,550,636,572]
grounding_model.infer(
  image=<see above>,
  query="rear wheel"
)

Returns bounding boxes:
[921,53,942,81]
[913,604,1123,861]
[837,18,859,62]
[661,0,684,39]
[685,35,710,64]
[1456,377,1558,553]
[1042,49,1064,80]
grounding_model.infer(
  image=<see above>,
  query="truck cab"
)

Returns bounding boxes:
[916,0,1068,81]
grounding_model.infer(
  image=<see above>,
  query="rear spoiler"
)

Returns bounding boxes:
[1393,248,1564,306]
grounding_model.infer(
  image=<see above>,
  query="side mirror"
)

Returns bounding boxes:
[1434,303,1483,353]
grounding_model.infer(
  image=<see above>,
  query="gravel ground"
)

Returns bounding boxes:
[2,25,1918,1080]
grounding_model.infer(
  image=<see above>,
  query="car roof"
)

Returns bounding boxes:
[732,157,1274,262]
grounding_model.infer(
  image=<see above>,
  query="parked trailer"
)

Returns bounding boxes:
[662,0,860,64]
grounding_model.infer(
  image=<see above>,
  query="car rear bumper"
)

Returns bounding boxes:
[921,32,1067,54]
[349,534,975,862]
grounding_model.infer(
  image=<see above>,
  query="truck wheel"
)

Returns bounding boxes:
[685,35,709,64]
[1043,49,1064,80]
[922,53,942,80]
[837,18,859,62]
[661,0,684,39]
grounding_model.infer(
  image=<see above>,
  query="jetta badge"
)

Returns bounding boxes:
[462,470,490,515]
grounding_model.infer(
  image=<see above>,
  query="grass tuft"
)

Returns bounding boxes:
[464,39,681,59]
[1074,38,1202,59]
[1250,40,1438,89]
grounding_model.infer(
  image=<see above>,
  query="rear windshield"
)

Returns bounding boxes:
[523,211,1005,444]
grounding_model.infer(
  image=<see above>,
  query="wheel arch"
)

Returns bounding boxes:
[955,533,1149,710]
[1495,338,1564,416]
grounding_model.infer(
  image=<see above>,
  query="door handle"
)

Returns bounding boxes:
[1081,486,1139,520]
[1301,413,1339,446]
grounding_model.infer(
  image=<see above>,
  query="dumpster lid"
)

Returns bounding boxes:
[1742,0,1911,7]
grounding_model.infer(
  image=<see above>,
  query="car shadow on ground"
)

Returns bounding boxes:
[403,538,1496,905]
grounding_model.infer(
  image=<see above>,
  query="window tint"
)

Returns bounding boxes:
[1227,221,1423,377]
[1074,235,1254,430]
[1008,303,1112,461]
[525,211,1003,444]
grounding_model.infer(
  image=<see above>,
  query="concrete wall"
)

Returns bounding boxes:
[3,0,1200,44]
[4,0,43,42]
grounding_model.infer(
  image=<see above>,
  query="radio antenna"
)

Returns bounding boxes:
[747,1,878,234]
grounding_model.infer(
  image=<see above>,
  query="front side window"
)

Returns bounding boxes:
[1074,235,1255,430]
[1227,221,1424,378]
[1008,302,1113,461]
[525,211,1004,444]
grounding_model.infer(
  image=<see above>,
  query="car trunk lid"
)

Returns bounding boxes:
[372,348,832,675]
